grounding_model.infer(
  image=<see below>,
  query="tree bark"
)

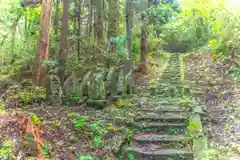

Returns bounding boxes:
[35,0,53,85]
[93,6,97,41]
[58,0,69,88]
[77,0,82,58]
[55,0,60,35]
[107,0,118,40]
[87,1,92,41]
[96,0,104,45]
[140,12,148,74]
[125,0,133,60]
[106,0,119,67]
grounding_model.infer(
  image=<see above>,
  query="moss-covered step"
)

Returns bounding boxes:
[138,107,190,113]
[134,114,188,123]
[149,100,180,106]
[125,147,193,160]
[130,122,187,132]
[132,133,192,147]
[148,97,182,103]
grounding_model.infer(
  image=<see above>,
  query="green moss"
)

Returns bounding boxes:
[192,137,207,160]
[188,114,202,135]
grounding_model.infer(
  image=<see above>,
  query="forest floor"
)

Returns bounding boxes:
[0,51,240,160]
[185,52,240,159]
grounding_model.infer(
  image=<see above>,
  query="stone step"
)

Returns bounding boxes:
[132,133,190,144]
[131,122,187,133]
[138,107,189,113]
[161,71,180,74]
[134,114,188,123]
[150,103,181,108]
[156,83,183,88]
[160,75,181,79]
[133,140,191,149]
[125,147,193,160]
[159,79,181,82]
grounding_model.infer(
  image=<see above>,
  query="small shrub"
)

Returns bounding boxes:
[69,113,104,148]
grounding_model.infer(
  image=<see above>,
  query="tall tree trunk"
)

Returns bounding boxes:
[77,0,82,58]
[87,1,92,41]
[107,0,119,67]
[59,0,69,88]
[35,0,53,85]
[55,0,59,35]
[107,0,118,40]
[140,12,148,74]
[73,0,77,32]
[125,0,133,60]
[93,6,97,41]
[96,0,104,44]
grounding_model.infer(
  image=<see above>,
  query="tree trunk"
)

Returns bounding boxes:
[73,0,77,32]
[125,0,133,60]
[55,0,60,35]
[58,0,69,88]
[96,0,104,44]
[107,0,118,40]
[107,0,119,67]
[140,12,148,74]
[77,0,82,58]
[88,1,92,41]
[35,0,53,85]
[93,6,97,41]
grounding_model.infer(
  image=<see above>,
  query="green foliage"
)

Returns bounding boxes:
[0,139,14,160]
[42,143,51,158]
[23,7,41,36]
[111,36,129,59]
[179,96,194,109]
[148,0,180,25]
[77,155,94,160]
[127,152,134,160]
[18,86,45,105]
[69,113,104,148]
[19,89,32,105]
[69,113,89,129]
[0,0,39,78]
[88,122,104,148]
[32,114,40,125]
[131,36,140,63]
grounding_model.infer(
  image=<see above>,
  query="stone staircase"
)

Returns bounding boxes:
[155,54,187,97]
[122,53,203,160]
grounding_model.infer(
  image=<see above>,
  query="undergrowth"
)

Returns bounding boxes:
[0,137,14,160]
[68,113,104,149]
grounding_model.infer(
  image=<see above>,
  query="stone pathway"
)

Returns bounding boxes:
[122,54,199,160]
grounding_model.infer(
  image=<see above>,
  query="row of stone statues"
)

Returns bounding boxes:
[45,60,134,108]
